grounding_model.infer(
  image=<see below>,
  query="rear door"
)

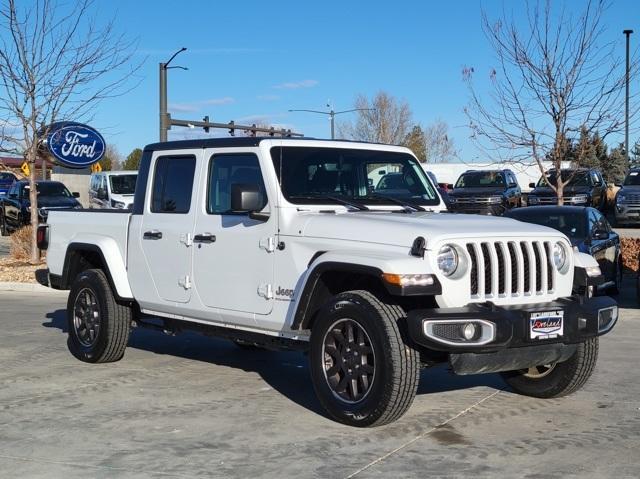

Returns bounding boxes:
[134,152,200,304]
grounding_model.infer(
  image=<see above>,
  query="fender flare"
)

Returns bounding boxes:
[61,241,133,300]
[290,252,441,330]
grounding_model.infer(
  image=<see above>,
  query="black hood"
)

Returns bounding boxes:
[449,187,505,197]
[26,196,80,209]
[530,186,590,196]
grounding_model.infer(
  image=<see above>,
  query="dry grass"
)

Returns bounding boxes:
[9,225,36,261]
[0,258,44,283]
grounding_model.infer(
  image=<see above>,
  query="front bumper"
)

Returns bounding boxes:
[407,295,617,374]
[615,204,640,223]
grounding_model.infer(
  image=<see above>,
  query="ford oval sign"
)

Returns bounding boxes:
[46,122,105,168]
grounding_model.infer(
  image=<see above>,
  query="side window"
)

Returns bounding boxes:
[151,155,196,214]
[207,153,267,214]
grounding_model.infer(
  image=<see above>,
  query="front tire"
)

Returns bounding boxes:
[501,338,599,398]
[309,290,419,427]
[67,269,132,363]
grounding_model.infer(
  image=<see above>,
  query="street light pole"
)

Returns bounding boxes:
[159,47,187,142]
[289,106,375,139]
[624,30,633,163]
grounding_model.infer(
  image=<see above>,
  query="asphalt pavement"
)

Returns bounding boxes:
[1,280,639,478]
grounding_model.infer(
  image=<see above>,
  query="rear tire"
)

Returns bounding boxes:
[501,338,598,398]
[309,290,419,427]
[67,269,131,363]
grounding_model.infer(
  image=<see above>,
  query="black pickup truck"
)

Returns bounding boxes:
[0,180,81,235]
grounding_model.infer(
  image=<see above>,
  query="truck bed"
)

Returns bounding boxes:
[46,210,131,279]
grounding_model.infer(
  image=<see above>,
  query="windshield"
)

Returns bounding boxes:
[510,210,587,240]
[271,147,440,206]
[23,182,73,198]
[623,171,640,186]
[109,174,137,195]
[0,172,16,182]
[455,171,505,188]
[537,171,590,187]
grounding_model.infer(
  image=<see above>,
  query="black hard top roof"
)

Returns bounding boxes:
[143,136,403,152]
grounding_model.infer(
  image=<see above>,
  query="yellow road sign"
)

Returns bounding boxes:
[21,162,30,176]
[91,163,102,173]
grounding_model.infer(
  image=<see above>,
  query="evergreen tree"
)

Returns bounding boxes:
[602,143,627,184]
[122,148,143,171]
[592,131,608,166]
[572,126,598,168]
[630,139,640,165]
[403,125,427,162]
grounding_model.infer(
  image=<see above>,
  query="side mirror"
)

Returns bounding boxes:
[72,192,80,198]
[231,183,268,221]
[592,229,609,241]
[8,193,17,199]
[529,182,536,189]
[97,188,107,199]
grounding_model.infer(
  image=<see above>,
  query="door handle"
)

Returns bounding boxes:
[194,233,216,244]
[143,230,163,240]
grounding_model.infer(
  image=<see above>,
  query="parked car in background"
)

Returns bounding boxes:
[614,168,640,226]
[0,180,81,235]
[89,171,137,209]
[447,169,521,215]
[0,171,18,197]
[505,206,621,295]
[528,169,607,210]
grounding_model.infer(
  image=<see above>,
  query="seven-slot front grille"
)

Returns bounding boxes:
[465,241,554,298]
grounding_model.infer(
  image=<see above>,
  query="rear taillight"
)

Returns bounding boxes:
[37,225,49,250]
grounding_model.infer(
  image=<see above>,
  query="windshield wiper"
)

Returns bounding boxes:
[366,194,426,212]
[289,195,369,211]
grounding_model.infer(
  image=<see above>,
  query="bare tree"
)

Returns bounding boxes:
[424,120,457,163]
[464,0,634,204]
[339,91,413,145]
[0,0,139,262]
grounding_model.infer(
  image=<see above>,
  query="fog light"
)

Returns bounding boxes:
[462,322,477,340]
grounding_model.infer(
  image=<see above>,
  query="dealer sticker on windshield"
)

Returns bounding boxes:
[529,310,564,340]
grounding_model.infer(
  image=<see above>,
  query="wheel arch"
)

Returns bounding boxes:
[61,242,133,301]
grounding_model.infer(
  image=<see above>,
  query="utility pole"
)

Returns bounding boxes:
[289,105,376,139]
[624,30,633,163]
[159,47,187,142]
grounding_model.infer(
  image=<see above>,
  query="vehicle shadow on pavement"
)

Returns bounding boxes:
[43,309,508,417]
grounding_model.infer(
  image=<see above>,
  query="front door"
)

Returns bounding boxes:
[137,152,199,304]
[192,150,275,318]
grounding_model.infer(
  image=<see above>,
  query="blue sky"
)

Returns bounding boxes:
[89,0,640,160]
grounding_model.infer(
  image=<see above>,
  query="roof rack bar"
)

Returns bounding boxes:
[169,117,304,138]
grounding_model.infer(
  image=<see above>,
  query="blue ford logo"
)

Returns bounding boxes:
[46,122,105,168]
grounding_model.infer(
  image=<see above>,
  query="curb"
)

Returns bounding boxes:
[0,282,67,294]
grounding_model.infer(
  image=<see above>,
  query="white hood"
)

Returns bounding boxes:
[291,211,567,249]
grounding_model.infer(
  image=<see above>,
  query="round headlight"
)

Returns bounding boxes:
[552,242,567,271]
[437,245,458,276]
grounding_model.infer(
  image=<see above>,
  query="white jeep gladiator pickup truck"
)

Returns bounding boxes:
[40,137,618,427]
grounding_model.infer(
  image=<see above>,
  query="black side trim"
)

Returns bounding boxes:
[292,262,384,330]
[132,150,152,215]
[61,243,129,302]
[291,261,441,330]
[49,273,63,289]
